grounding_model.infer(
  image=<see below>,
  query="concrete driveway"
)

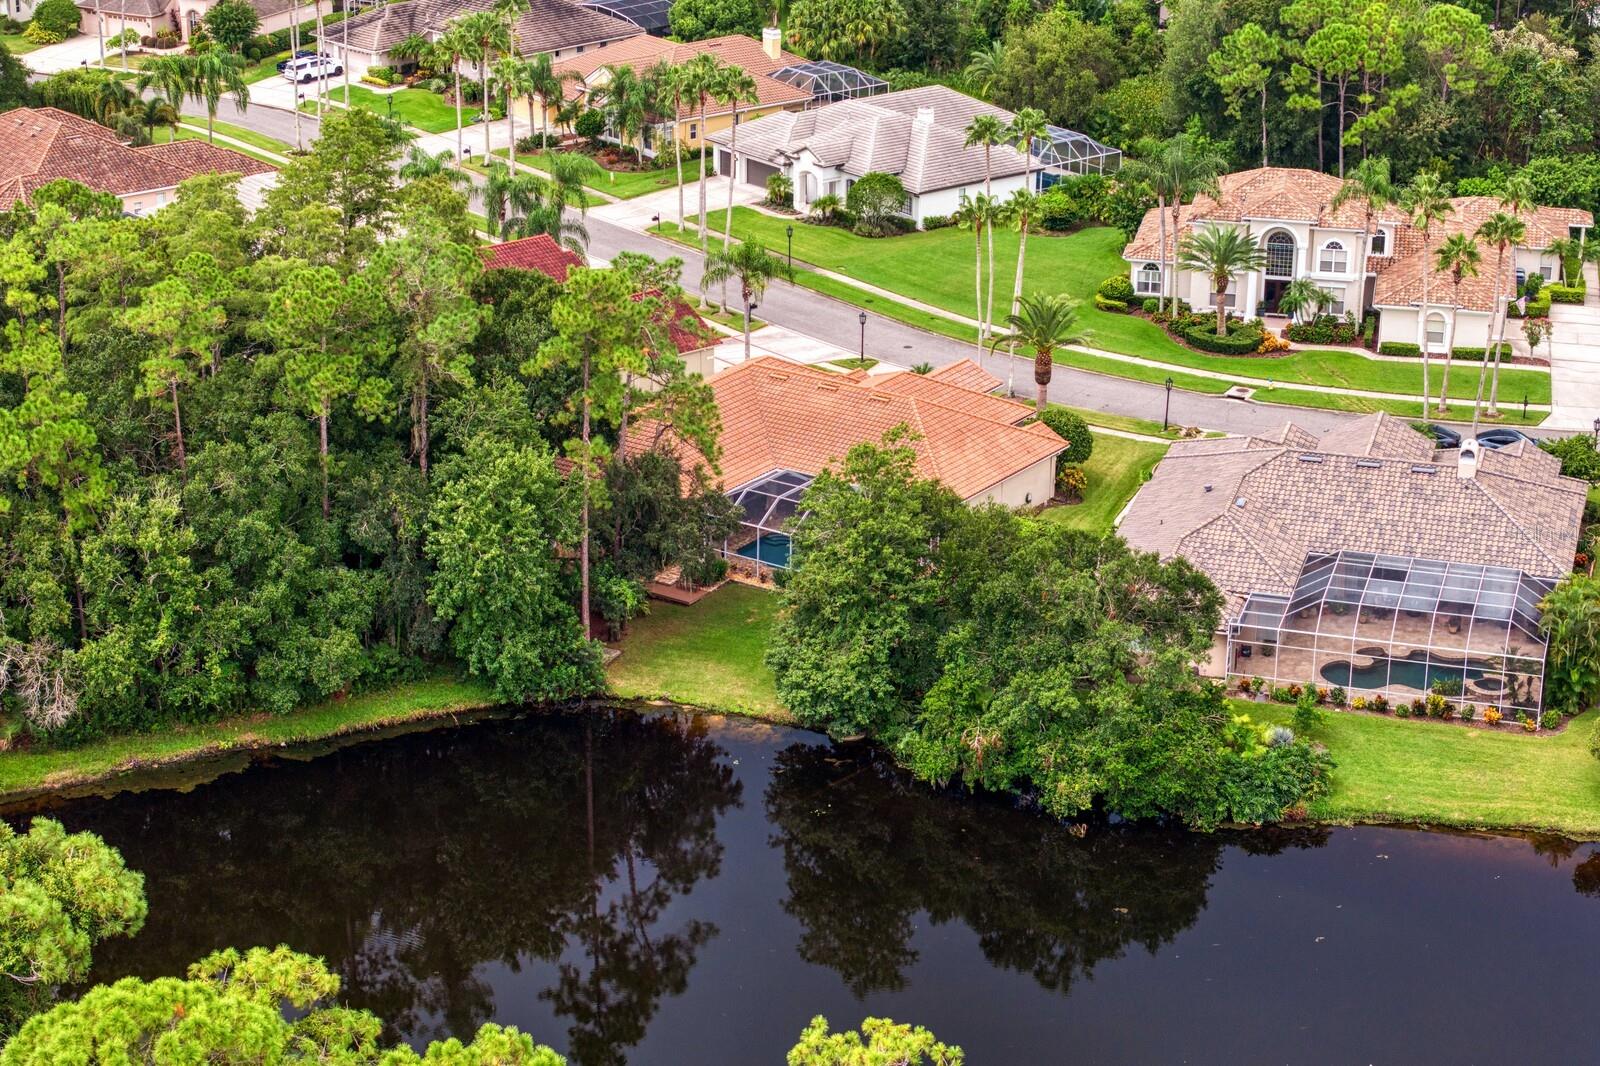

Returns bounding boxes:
[20,35,114,74]
[1545,302,1600,430]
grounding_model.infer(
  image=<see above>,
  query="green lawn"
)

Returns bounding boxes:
[307,86,478,134]
[0,675,495,801]
[1252,701,1600,837]
[153,120,292,158]
[1,33,39,55]
[487,147,679,200]
[1058,403,1196,439]
[241,51,292,85]
[688,210,1552,404]
[1038,435,1168,535]
[607,583,784,719]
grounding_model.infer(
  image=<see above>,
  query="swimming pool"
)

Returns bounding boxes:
[735,533,792,569]
[1320,650,1495,692]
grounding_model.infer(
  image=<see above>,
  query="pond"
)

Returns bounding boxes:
[16,709,1600,1063]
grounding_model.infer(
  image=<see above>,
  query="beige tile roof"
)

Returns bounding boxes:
[1120,167,1593,278]
[631,355,1066,500]
[551,34,810,117]
[0,107,273,209]
[708,85,1031,195]
[1119,412,1586,607]
[334,0,640,56]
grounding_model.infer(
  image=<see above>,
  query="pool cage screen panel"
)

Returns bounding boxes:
[578,0,671,32]
[769,61,888,105]
[1033,126,1122,181]
[721,469,813,572]
[1225,550,1552,714]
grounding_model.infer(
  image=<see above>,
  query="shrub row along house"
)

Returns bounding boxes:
[630,356,1067,575]
[1118,412,1586,717]
[527,30,886,163]
[75,0,299,46]
[0,106,275,212]
[1120,166,1591,352]
[712,85,1121,228]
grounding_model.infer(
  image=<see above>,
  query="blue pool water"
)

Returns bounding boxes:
[735,533,791,569]
[1321,650,1494,691]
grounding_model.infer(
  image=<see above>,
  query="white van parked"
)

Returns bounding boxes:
[282,55,344,83]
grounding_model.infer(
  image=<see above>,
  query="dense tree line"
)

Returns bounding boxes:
[0,108,733,745]
[766,434,1333,827]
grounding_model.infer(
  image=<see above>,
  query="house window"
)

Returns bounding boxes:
[1136,262,1161,295]
[1320,289,1345,316]
[1265,231,1295,278]
[688,122,697,140]
[1541,265,1554,280]
[1318,241,1348,273]
[1369,229,1387,256]
[1425,312,1446,350]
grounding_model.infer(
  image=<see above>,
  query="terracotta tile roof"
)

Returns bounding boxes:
[653,296,716,354]
[0,107,273,209]
[1120,413,1586,608]
[481,234,586,279]
[1120,167,1592,268]
[333,0,640,56]
[867,367,1033,425]
[927,358,1001,393]
[550,34,810,117]
[632,355,1067,499]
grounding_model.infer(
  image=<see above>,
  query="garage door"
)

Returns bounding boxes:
[715,149,731,176]
[744,159,780,189]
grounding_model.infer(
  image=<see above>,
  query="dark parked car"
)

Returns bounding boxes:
[1475,427,1536,450]
[1418,423,1461,449]
[276,50,317,72]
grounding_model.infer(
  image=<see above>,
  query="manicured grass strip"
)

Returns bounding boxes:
[0,675,496,800]
[1056,403,1194,439]
[488,147,679,199]
[177,118,294,156]
[608,583,785,719]
[306,86,479,134]
[691,209,1552,403]
[1250,701,1600,838]
[0,33,39,55]
[1251,386,1549,425]
[1037,436,1167,535]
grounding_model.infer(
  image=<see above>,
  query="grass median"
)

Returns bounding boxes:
[1038,435,1168,535]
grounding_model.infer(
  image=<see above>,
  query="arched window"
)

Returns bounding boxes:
[1369,229,1388,256]
[1265,231,1295,278]
[1318,240,1349,273]
[1425,312,1447,351]
[1136,262,1161,295]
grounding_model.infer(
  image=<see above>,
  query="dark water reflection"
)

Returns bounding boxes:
[20,709,1600,1064]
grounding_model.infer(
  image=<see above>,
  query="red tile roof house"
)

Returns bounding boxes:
[629,355,1068,579]
[1120,166,1591,355]
[481,235,722,378]
[0,107,276,215]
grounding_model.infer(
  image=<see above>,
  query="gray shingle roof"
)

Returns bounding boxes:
[333,0,640,56]
[1119,413,1586,612]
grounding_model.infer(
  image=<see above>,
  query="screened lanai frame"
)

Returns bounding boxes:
[1033,125,1122,180]
[719,469,814,576]
[577,0,671,32]
[770,61,888,105]
[1225,550,1554,715]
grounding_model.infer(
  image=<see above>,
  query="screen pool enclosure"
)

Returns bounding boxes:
[769,61,888,105]
[1033,126,1122,180]
[721,470,812,576]
[577,0,670,32]
[1226,550,1552,714]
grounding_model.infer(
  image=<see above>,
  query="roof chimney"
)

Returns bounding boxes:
[1458,438,1480,480]
[913,106,935,128]
[762,26,782,61]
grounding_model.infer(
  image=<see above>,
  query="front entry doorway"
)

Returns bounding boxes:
[1262,278,1288,314]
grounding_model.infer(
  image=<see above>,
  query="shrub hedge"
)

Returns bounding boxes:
[1180,320,1264,354]
[1549,284,1585,304]
[1036,408,1095,466]
[1093,293,1129,312]
[1097,274,1134,302]
[1525,291,1552,316]
[1285,314,1358,345]
[1377,341,1510,361]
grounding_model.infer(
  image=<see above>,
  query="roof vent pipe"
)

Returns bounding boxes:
[913,106,935,127]
[1458,438,1480,480]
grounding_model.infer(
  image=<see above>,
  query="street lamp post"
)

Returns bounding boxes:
[386,95,394,121]
[858,311,867,363]
[1163,376,1174,431]
[786,224,794,274]
[1593,417,1599,444]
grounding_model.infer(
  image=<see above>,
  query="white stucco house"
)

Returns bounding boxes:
[1121,167,1591,352]
[76,0,300,45]
[709,84,1120,228]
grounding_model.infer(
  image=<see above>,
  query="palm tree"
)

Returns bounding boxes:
[1007,107,1047,196]
[494,57,535,171]
[94,76,135,125]
[683,53,724,255]
[1547,235,1582,286]
[458,10,511,161]
[653,60,693,234]
[429,25,472,165]
[598,63,650,161]
[1472,212,1525,430]
[963,39,1006,98]
[716,66,758,249]
[1157,135,1227,316]
[701,242,795,360]
[1433,232,1481,415]
[400,146,472,186]
[964,113,1006,199]
[390,32,433,74]
[132,94,179,143]
[1486,173,1534,418]
[1177,225,1267,336]
[1401,172,1453,413]
[1001,188,1037,399]
[190,49,249,144]
[989,293,1086,412]
[1278,277,1324,325]
[138,56,195,130]
[1330,156,1395,326]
